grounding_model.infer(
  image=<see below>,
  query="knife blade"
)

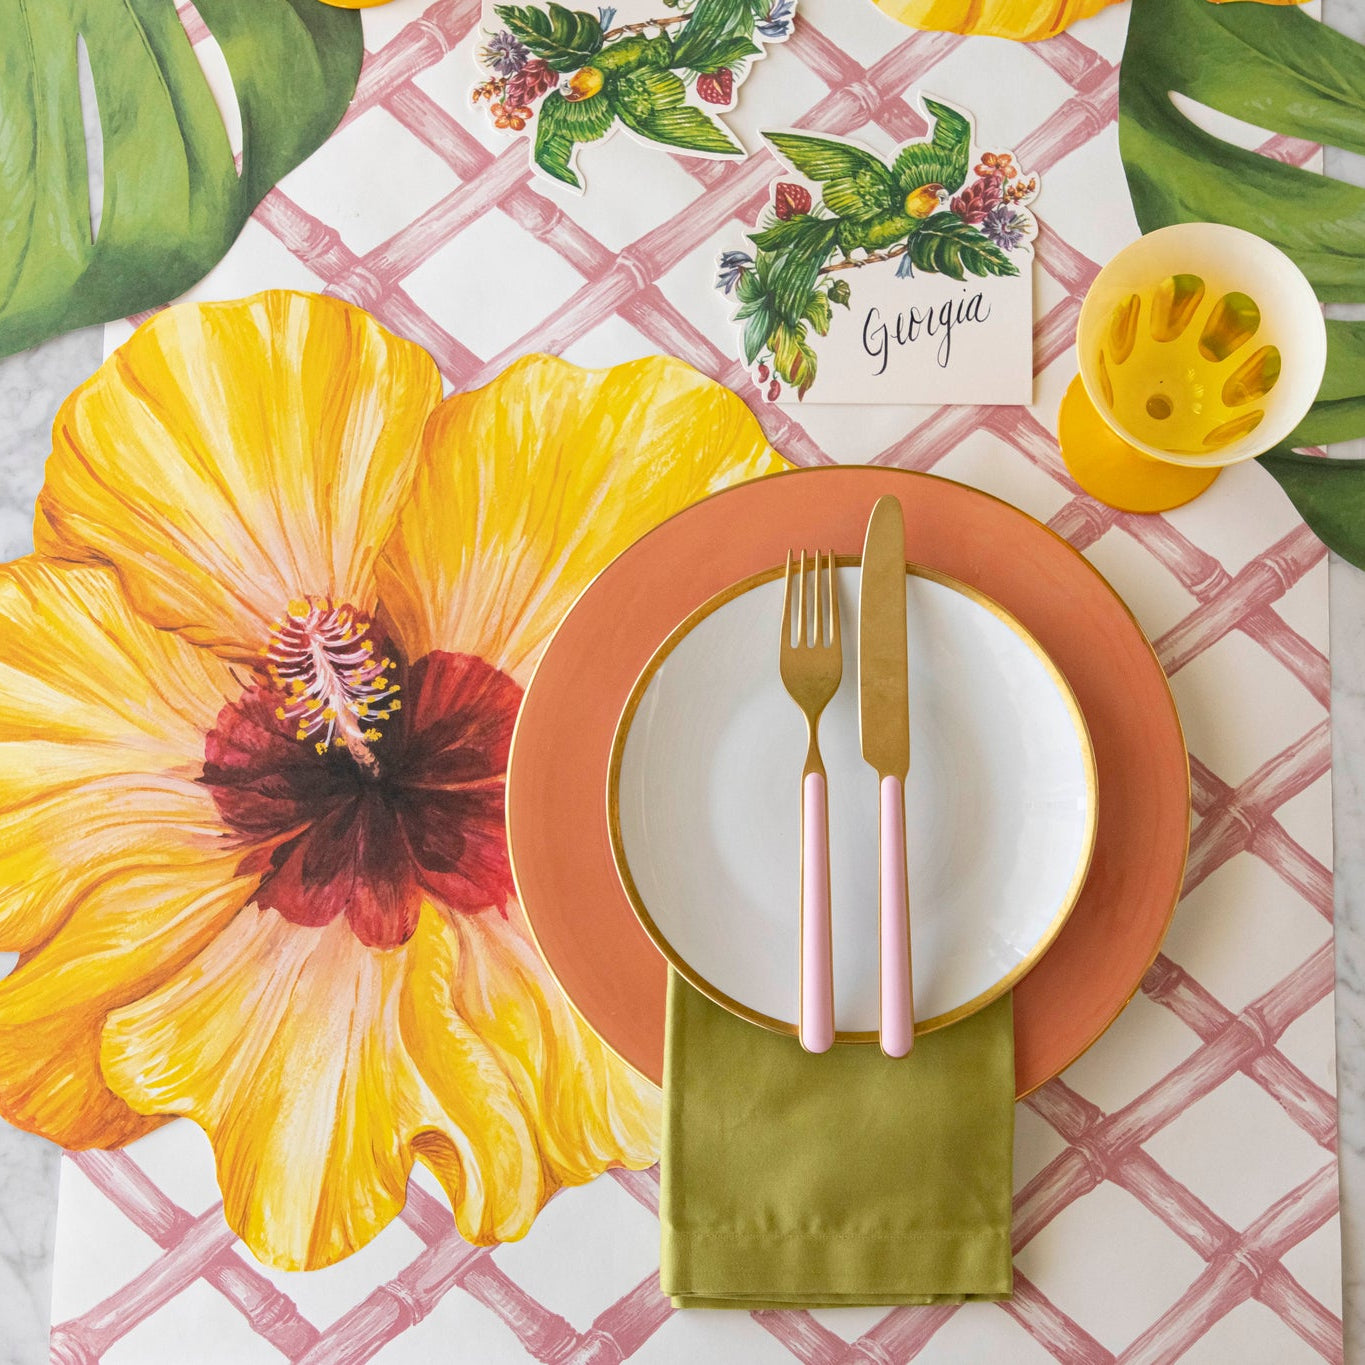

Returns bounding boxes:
[859,497,910,784]
[859,495,914,1057]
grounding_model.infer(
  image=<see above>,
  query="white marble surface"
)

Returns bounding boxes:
[2,14,1364,1363]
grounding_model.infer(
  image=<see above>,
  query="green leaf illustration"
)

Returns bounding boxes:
[669,0,759,66]
[907,215,1017,282]
[1119,0,1365,566]
[614,101,741,157]
[742,303,774,365]
[770,319,818,397]
[495,3,604,73]
[534,89,614,187]
[803,290,833,337]
[0,0,361,359]
[673,35,760,75]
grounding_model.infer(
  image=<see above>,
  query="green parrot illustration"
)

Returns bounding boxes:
[751,99,974,323]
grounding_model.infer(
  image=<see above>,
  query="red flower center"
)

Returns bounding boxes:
[203,603,522,949]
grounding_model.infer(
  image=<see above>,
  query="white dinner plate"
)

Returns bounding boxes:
[608,559,1098,1040]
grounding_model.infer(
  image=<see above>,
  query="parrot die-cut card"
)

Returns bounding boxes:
[471,0,796,190]
[717,96,1041,406]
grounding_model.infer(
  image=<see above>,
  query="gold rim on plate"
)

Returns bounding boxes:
[605,555,1100,1044]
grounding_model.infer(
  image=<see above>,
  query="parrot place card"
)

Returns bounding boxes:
[717,97,1040,406]
[471,0,797,191]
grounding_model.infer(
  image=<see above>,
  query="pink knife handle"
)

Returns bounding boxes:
[879,775,914,1057]
[799,771,834,1053]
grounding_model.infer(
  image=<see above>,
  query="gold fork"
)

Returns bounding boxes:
[780,550,842,1054]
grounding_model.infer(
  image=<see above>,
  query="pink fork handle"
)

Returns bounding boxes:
[880,775,914,1058]
[799,771,834,1053]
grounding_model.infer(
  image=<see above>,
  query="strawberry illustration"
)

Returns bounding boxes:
[697,68,735,105]
[774,182,812,220]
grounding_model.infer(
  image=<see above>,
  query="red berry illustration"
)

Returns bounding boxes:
[757,362,770,382]
[767,379,781,401]
[774,182,812,220]
[697,68,735,105]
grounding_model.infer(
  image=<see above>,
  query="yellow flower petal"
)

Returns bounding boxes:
[0,561,240,942]
[873,0,1119,40]
[317,0,393,7]
[413,901,660,1194]
[0,862,249,1148]
[377,354,785,680]
[102,902,649,1269]
[0,559,252,1147]
[36,292,443,660]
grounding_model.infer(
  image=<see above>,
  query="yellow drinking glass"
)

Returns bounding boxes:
[1059,223,1327,513]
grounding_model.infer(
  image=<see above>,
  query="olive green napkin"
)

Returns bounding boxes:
[660,974,1015,1308]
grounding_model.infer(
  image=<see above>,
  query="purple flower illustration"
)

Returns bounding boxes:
[758,0,796,39]
[483,31,530,77]
[717,251,754,294]
[982,205,1026,251]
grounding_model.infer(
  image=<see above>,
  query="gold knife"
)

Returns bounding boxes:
[859,495,914,1057]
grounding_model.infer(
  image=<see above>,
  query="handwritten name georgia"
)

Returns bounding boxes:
[862,292,991,374]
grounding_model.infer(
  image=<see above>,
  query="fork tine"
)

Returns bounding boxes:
[782,550,794,649]
[814,550,825,646]
[828,550,839,648]
[807,550,817,647]
[798,550,808,646]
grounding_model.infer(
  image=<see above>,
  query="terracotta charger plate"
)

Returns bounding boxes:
[506,468,1191,1097]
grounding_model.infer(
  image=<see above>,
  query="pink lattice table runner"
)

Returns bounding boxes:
[49,0,1342,1360]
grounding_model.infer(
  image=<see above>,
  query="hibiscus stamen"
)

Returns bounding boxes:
[264,598,400,776]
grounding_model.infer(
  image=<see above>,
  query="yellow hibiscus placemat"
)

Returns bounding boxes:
[7,292,780,1272]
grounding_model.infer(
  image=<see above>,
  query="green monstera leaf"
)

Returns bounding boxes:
[0,0,361,359]
[1119,0,1365,567]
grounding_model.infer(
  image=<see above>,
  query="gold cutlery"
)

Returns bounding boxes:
[859,497,914,1057]
[780,549,841,1054]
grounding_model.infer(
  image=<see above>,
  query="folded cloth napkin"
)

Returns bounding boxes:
[659,973,1015,1308]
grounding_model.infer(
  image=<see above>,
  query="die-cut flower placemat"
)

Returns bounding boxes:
[0,290,784,1269]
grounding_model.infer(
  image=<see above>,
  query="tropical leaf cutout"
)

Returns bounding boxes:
[907,215,1017,281]
[0,0,361,359]
[1119,0,1365,567]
